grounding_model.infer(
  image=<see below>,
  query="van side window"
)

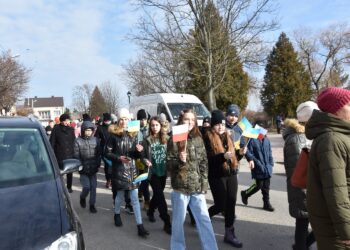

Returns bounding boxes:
[157,104,171,121]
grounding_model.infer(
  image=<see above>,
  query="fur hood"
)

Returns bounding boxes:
[108,124,138,137]
[284,118,305,133]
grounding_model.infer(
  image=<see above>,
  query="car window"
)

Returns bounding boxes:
[167,103,211,120]
[0,128,54,188]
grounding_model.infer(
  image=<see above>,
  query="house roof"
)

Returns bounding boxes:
[24,96,64,108]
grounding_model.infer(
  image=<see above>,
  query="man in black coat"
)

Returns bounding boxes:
[50,114,76,193]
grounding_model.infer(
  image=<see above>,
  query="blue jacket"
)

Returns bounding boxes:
[245,136,274,179]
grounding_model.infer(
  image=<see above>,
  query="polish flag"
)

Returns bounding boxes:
[172,124,189,142]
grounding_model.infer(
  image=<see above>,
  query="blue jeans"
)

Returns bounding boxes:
[114,189,142,225]
[80,174,97,205]
[171,191,218,250]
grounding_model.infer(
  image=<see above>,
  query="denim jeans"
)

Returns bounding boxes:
[80,174,97,205]
[114,189,142,225]
[171,191,218,250]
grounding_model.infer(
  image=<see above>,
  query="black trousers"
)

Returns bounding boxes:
[294,218,315,250]
[66,173,72,189]
[138,169,150,202]
[208,175,238,227]
[244,178,270,203]
[149,175,170,224]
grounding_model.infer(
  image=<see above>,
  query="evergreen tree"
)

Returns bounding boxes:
[186,1,249,111]
[89,86,107,118]
[261,32,312,118]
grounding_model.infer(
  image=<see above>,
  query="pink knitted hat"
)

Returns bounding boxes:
[317,87,350,114]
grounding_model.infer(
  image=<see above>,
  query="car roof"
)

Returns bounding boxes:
[0,116,43,129]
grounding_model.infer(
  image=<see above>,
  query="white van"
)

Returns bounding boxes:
[129,93,210,126]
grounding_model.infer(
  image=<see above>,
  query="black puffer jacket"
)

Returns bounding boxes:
[74,121,101,176]
[105,124,140,190]
[49,123,75,167]
[283,119,311,219]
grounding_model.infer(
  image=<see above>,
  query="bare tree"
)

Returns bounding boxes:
[130,0,278,110]
[99,81,121,114]
[0,50,30,113]
[294,23,350,94]
[72,83,94,115]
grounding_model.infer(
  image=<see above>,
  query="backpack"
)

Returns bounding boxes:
[291,148,309,189]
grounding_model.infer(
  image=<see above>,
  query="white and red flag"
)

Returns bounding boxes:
[172,124,189,142]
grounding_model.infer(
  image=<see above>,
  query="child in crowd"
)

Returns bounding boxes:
[74,120,101,213]
[241,121,275,212]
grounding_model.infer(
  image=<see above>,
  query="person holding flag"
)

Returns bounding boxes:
[167,109,218,250]
[105,108,149,237]
[241,120,275,212]
[203,110,243,248]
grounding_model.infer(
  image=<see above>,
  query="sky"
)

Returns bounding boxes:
[0,0,349,111]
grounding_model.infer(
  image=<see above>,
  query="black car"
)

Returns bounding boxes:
[0,116,85,250]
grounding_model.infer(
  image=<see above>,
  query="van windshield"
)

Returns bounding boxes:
[167,103,210,120]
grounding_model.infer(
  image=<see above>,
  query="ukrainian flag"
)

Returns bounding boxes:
[127,120,140,132]
[133,172,149,184]
[238,117,252,131]
[242,127,260,139]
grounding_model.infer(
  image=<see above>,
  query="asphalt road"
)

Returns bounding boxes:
[67,133,316,250]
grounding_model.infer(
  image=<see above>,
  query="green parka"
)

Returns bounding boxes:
[167,133,208,194]
[305,110,350,249]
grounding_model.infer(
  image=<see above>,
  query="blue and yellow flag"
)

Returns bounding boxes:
[242,127,260,139]
[127,120,140,132]
[238,117,252,131]
[133,172,149,184]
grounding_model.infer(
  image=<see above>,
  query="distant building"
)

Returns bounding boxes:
[23,96,64,126]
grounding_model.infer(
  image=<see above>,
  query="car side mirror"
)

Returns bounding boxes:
[60,159,82,175]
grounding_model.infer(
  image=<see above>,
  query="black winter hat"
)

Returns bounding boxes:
[103,113,111,121]
[210,110,225,127]
[82,113,92,121]
[137,109,148,120]
[59,114,70,122]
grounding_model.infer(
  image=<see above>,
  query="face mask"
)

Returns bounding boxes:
[104,121,111,125]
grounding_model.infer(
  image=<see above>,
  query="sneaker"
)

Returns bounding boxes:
[80,198,86,208]
[68,188,73,193]
[263,202,275,212]
[125,204,134,214]
[90,205,97,213]
[241,191,248,205]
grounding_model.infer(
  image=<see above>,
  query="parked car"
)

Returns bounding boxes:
[0,116,85,250]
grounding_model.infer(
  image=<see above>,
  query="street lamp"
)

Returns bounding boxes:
[127,91,131,104]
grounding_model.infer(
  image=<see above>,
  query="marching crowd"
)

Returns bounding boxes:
[47,87,350,250]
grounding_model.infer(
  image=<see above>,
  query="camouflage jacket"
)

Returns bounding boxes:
[167,134,208,194]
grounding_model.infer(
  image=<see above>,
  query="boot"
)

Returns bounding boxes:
[147,209,156,223]
[224,226,243,248]
[125,203,134,214]
[163,222,172,235]
[137,224,149,237]
[80,198,86,208]
[241,191,248,205]
[263,202,275,212]
[89,205,97,213]
[114,214,122,227]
